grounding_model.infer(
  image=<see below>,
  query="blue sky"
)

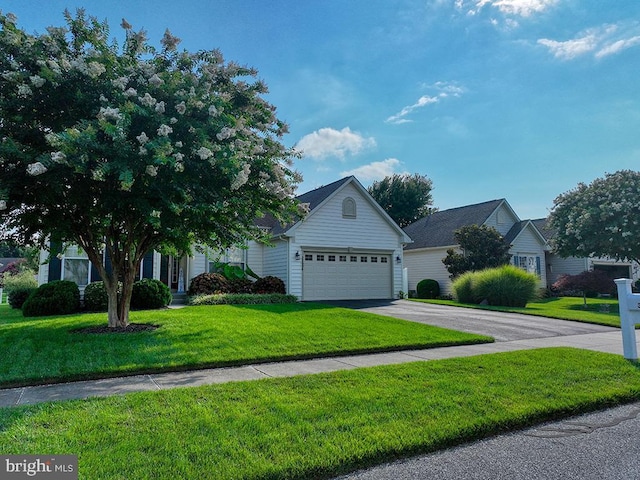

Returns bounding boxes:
[4,0,640,219]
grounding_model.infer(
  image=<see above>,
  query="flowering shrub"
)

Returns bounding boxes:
[0,11,302,327]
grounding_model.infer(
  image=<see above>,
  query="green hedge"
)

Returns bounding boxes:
[130,279,172,310]
[416,279,440,299]
[188,293,298,306]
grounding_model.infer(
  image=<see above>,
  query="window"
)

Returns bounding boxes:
[381,257,388,263]
[63,258,90,286]
[350,256,357,262]
[360,256,368,263]
[371,256,378,263]
[316,254,325,261]
[305,254,313,261]
[328,255,336,262]
[61,245,91,286]
[208,245,247,272]
[342,197,356,218]
[339,255,347,262]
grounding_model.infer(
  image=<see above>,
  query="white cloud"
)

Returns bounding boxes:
[295,127,376,160]
[537,35,599,60]
[476,0,558,17]
[595,35,640,58]
[538,23,640,60]
[386,82,464,125]
[341,158,408,181]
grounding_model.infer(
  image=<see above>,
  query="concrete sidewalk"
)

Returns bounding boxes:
[0,329,630,408]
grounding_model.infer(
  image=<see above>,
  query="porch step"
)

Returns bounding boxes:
[171,292,188,305]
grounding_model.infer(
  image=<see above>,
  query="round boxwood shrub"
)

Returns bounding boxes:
[130,278,172,310]
[253,276,286,294]
[416,279,440,299]
[83,281,109,312]
[187,272,230,295]
[8,287,37,309]
[22,280,80,317]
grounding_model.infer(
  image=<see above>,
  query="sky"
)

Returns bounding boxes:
[3,0,640,219]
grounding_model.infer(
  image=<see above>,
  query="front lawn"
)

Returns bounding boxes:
[0,303,491,387]
[413,296,621,327]
[1,348,638,479]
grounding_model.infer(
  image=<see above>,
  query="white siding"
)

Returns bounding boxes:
[246,240,264,278]
[263,239,290,292]
[546,254,588,286]
[405,247,455,295]
[289,183,406,299]
[37,249,49,285]
[510,224,547,288]
[484,203,519,236]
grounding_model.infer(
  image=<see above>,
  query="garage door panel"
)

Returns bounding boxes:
[302,252,392,301]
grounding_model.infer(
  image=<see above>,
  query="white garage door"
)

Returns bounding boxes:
[302,252,392,301]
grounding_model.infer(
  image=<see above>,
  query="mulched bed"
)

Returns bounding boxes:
[71,323,160,334]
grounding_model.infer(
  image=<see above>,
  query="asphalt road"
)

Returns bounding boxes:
[336,402,640,480]
[326,299,616,342]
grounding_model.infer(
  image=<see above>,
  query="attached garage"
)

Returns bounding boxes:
[302,251,392,301]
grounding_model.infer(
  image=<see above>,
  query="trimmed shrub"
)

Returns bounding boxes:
[253,276,286,294]
[22,280,80,317]
[188,272,230,295]
[228,278,254,294]
[4,270,38,309]
[83,281,109,312]
[451,271,477,304]
[8,287,37,309]
[473,265,538,307]
[416,279,440,299]
[189,293,298,306]
[130,278,172,310]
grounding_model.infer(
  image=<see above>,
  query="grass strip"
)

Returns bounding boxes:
[0,348,638,479]
[412,296,622,327]
[0,303,491,387]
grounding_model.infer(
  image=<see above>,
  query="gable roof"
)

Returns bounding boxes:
[531,218,556,242]
[403,199,505,250]
[504,220,550,249]
[257,176,411,242]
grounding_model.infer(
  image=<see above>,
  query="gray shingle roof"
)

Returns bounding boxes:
[254,176,354,236]
[403,199,504,250]
[531,217,556,242]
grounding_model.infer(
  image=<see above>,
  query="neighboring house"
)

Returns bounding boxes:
[403,199,549,295]
[532,218,639,287]
[38,176,412,301]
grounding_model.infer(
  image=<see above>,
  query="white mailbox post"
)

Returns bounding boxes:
[614,278,640,360]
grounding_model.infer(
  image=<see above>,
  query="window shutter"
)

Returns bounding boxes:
[536,256,541,276]
[48,240,62,281]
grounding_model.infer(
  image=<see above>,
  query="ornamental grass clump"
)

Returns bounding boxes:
[452,265,538,307]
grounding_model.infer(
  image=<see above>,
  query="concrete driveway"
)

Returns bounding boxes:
[324,299,617,342]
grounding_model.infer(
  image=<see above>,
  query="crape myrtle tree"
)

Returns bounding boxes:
[0,10,304,327]
[442,224,512,278]
[367,173,434,228]
[549,170,640,266]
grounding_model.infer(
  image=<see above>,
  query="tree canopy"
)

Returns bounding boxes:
[442,224,512,278]
[0,10,302,326]
[549,170,640,265]
[367,173,434,228]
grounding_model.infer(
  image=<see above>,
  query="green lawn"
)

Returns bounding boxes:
[413,296,622,327]
[1,348,638,479]
[0,302,491,387]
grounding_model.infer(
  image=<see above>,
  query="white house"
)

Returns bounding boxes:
[39,176,412,301]
[403,199,549,295]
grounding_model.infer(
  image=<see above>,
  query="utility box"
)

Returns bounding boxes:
[614,278,640,360]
